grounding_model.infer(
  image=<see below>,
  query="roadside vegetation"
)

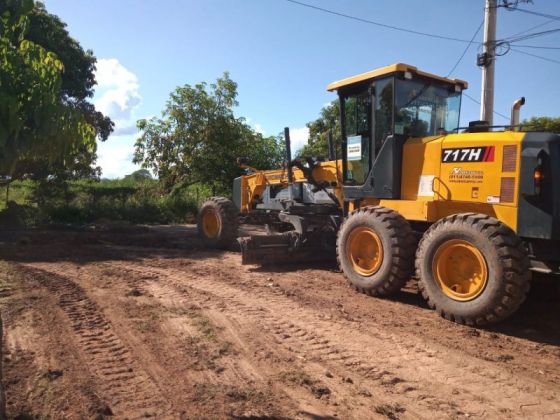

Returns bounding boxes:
[0,172,212,227]
[1,0,559,229]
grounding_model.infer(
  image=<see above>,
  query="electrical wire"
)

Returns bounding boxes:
[502,28,560,43]
[514,7,560,21]
[495,28,560,54]
[282,0,474,43]
[447,20,484,77]
[506,18,556,38]
[282,0,556,122]
[510,47,560,64]
[463,93,510,121]
[511,44,560,50]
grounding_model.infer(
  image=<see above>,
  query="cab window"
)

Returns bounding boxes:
[395,79,461,137]
[374,78,394,153]
[344,91,371,185]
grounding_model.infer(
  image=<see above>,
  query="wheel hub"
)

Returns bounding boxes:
[433,239,488,301]
[202,210,220,238]
[347,227,383,276]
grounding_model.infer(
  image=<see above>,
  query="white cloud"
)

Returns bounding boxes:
[288,127,309,152]
[94,58,142,127]
[96,137,140,179]
[253,123,266,135]
[94,59,143,178]
[112,124,139,137]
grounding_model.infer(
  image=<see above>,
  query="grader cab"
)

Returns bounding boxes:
[198,63,560,326]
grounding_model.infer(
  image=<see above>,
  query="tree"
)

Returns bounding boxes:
[0,0,96,179]
[522,116,560,134]
[134,73,284,193]
[124,169,153,182]
[8,1,114,181]
[299,101,341,158]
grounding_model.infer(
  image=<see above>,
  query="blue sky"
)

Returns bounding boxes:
[44,0,560,178]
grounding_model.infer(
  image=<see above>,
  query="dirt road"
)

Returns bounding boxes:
[1,225,559,419]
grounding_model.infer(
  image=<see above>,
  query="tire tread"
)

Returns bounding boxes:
[416,213,530,326]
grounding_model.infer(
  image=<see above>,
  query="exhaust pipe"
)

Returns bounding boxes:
[327,131,335,161]
[510,97,525,131]
[284,127,293,183]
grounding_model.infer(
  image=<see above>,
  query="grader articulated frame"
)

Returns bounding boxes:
[198,63,560,326]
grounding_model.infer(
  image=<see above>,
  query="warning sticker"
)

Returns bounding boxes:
[347,136,362,161]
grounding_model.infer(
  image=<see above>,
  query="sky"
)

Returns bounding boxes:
[43,0,560,178]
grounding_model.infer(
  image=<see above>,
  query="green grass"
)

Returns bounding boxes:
[0,179,214,227]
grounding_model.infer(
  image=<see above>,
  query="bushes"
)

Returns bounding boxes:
[0,179,211,227]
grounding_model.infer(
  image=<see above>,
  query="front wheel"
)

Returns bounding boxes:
[416,213,531,326]
[197,197,238,248]
[336,206,416,296]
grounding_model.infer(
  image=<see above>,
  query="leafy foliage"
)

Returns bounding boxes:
[11,1,113,181]
[299,101,341,158]
[522,116,560,134]
[0,177,210,227]
[0,0,98,179]
[134,73,284,193]
[124,169,153,182]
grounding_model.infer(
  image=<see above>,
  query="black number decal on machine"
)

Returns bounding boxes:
[441,146,495,163]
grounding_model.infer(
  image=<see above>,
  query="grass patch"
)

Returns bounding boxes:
[134,308,161,333]
[375,403,406,419]
[278,370,315,387]
[182,312,236,372]
[278,369,331,399]
[191,315,219,341]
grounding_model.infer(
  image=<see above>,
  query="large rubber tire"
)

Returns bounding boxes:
[416,213,531,326]
[197,197,238,249]
[336,206,416,296]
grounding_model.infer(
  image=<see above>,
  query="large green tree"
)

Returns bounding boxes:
[10,1,114,181]
[0,0,96,179]
[134,73,284,193]
[299,100,341,158]
[522,116,560,134]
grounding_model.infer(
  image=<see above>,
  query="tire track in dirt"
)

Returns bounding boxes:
[110,259,560,419]
[19,265,173,419]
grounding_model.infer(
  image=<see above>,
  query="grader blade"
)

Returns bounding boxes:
[238,233,334,266]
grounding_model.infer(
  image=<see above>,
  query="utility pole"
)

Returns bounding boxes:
[479,0,497,125]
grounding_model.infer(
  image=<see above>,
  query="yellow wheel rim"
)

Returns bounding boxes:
[347,227,384,276]
[433,239,488,301]
[201,210,220,238]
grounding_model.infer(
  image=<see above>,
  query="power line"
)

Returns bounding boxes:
[510,47,560,64]
[511,44,560,50]
[282,0,473,43]
[282,0,554,122]
[506,18,556,38]
[463,92,510,121]
[514,7,560,21]
[447,20,484,77]
[496,28,560,54]
[502,28,560,43]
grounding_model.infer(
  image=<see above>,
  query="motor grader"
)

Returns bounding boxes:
[197,63,560,326]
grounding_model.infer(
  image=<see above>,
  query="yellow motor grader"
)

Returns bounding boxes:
[197,63,560,326]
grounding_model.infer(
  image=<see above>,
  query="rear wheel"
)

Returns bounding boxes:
[416,213,531,326]
[336,206,416,296]
[197,197,238,248]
